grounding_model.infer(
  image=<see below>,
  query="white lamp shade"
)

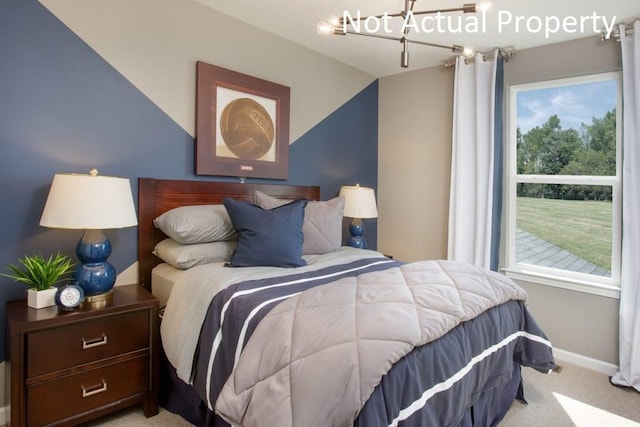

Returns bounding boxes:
[339,185,378,219]
[40,172,138,229]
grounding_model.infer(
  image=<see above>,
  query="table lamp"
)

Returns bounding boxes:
[339,184,378,249]
[39,169,137,302]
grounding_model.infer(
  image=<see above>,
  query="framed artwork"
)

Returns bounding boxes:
[195,61,290,179]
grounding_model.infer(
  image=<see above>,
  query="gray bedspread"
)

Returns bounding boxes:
[161,248,385,382]
[214,259,530,426]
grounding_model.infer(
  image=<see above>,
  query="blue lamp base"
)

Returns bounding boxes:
[74,229,116,301]
[347,218,367,249]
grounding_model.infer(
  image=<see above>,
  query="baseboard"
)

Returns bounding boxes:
[0,405,7,425]
[553,347,619,376]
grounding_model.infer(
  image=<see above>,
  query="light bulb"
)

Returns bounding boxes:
[477,2,491,12]
[316,21,333,35]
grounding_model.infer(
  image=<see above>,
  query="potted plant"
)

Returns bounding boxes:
[2,252,75,309]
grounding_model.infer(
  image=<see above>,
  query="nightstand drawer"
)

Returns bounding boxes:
[27,354,148,426]
[27,311,150,378]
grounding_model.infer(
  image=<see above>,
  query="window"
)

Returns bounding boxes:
[505,73,621,298]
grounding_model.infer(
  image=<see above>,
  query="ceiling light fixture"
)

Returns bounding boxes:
[319,1,490,68]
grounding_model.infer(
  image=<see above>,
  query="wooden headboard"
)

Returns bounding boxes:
[137,178,320,292]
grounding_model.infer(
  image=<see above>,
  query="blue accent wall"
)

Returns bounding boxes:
[0,0,378,359]
[288,81,379,249]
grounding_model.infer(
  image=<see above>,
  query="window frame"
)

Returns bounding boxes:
[503,72,622,299]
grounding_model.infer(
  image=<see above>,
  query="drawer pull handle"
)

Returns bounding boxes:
[82,380,107,397]
[82,334,107,349]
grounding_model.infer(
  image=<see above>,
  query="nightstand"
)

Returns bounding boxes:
[5,284,159,426]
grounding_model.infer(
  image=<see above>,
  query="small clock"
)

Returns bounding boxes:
[55,284,85,311]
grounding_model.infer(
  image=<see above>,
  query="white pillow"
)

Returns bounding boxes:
[154,239,236,269]
[153,205,237,244]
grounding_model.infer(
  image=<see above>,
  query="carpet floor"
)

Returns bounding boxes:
[86,361,640,426]
[502,362,640,426]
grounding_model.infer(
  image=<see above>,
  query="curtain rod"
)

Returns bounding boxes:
[443,48,516,69]
[602,23,634,42]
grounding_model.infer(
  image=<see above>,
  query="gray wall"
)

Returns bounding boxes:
[378,66,454,263]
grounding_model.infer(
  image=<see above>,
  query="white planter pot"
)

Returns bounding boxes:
[26,287,57,309]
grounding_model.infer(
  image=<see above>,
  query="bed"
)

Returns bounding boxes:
[137,177,556,427]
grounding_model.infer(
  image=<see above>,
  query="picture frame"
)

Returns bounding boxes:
[195,61,290,179]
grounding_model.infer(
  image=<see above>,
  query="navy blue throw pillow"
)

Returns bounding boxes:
[223,197,308,267]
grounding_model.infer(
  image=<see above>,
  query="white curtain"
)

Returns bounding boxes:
[448,51,498,269]
[612,20,640,391]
